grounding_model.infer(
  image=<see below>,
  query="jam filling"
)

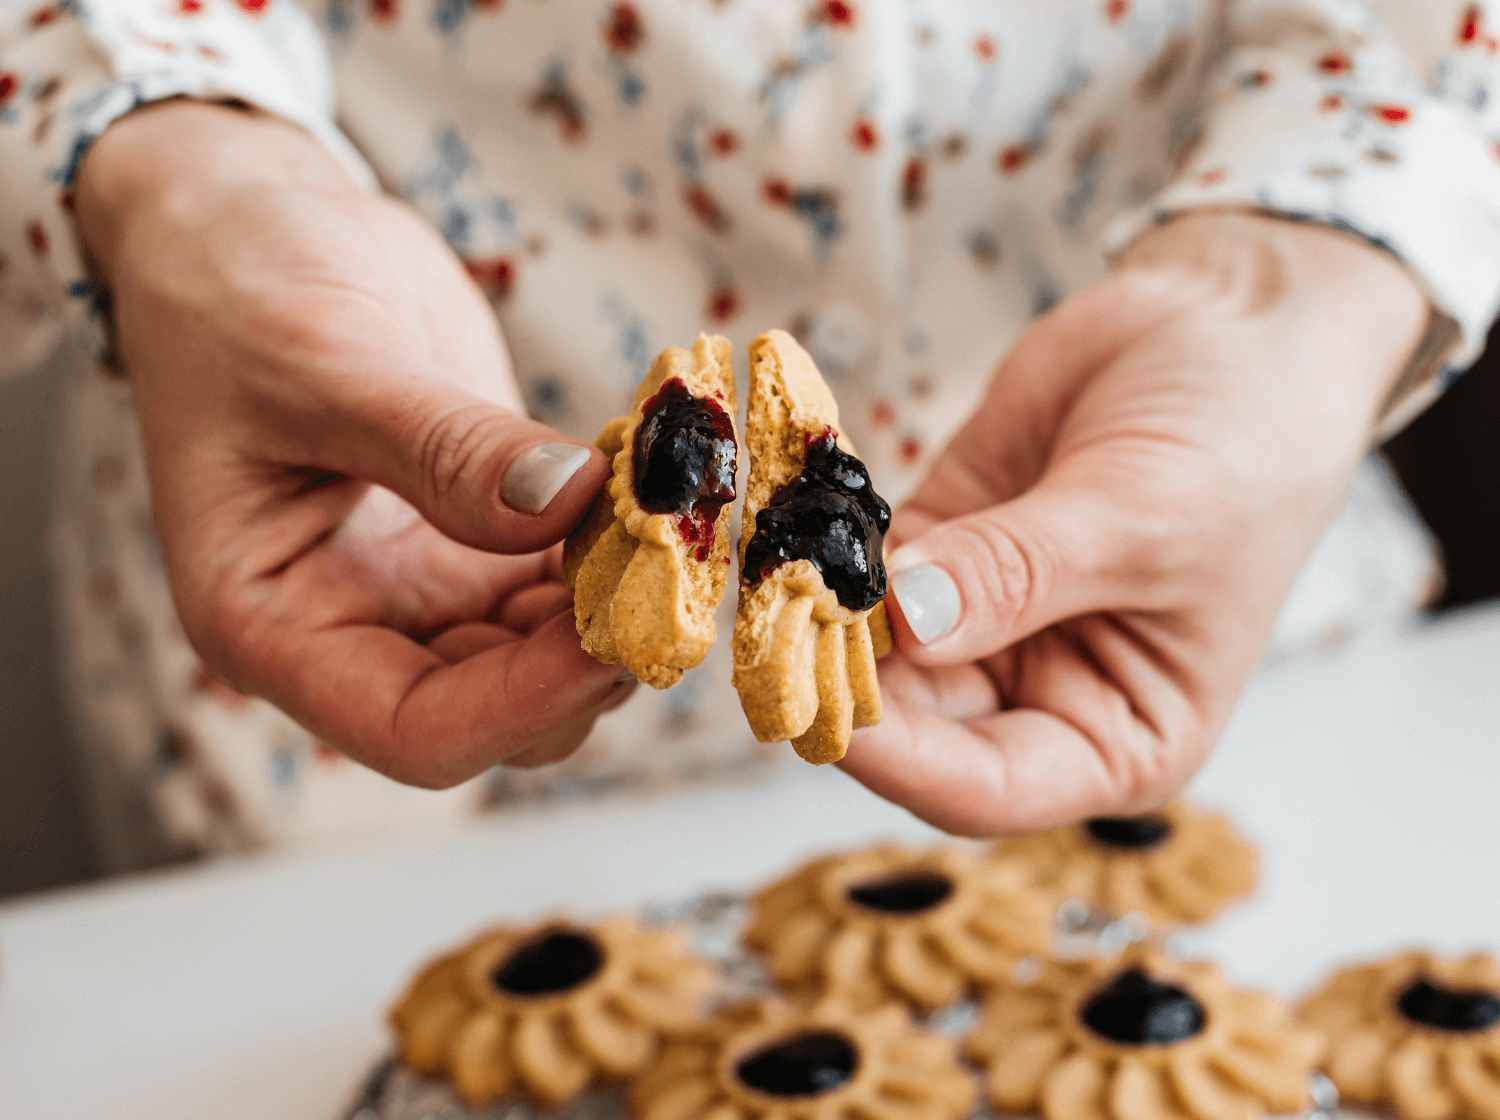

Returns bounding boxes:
[735,1030,860,1097]
[1397,978,1500,1033]
[847,871,954,915]
[633,378,737,562]
[1085,816,1173,851]
[1082,969,1207,1045]
[491,930,605,997]
[741,430,891,612]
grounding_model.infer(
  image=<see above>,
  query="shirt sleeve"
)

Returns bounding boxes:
[1103,0,1500,418]
[0,0,372,380]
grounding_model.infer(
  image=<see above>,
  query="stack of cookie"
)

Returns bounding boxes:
[358,799,1500,1120]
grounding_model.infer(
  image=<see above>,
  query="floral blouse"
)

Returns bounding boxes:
[2,0,1498,869]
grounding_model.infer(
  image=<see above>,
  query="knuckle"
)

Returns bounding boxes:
[413,404,499,513]
[952,516,1040,631]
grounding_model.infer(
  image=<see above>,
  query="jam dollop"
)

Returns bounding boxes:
[633,378,737,561]
[735,1030,860,1097]
[741,431,891,611]
[491,930,605,997]
[1081,969,1207,1045]
[847,871,954,915]
[1086,816,1173,851]
[1397,978,1500,1033]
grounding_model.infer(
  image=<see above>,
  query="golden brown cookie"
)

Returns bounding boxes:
[743,844,1053,1011]
[732,329,892,764]
[629,995,976,1120]
[966,947,1324,1120]
[390,917,714,1106]
[988,802,1257,928]
[1299,950,1500,1120]
[564,334,738,689]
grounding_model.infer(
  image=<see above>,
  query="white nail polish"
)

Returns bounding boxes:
[500,444,592,515]
[892,563,961,645]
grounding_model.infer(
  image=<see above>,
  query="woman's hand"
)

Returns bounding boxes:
[76,101,630,787]
[842,211,1429,835]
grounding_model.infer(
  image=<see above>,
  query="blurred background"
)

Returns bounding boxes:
[3,333,1498,902]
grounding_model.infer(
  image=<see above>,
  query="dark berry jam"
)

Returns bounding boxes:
[847,871,954,915]
[491,930,604,997]
[735,1031,860,1097]
[1397,978,1500,1033]
[1086,816,1173,851]
[1081,969,1206,1045]
[633,378,737,561]
[741,431,891,611]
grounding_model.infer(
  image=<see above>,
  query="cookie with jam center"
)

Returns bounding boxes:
[966,946,1324,1120]
[987,801,1257,928]
[389,916,714,1106]
[629,995,975,1120]
[1299,950,1500,1119]
[732,329,893,764]
[564,334,738,688]
[743,844,1052,1011]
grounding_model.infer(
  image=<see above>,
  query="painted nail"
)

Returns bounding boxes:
[892,563,961,645]
[500,443,592,515]
[616,668,637,683]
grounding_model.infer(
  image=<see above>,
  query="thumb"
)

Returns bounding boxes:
[313,374,610,555]
[884,479,1162,664]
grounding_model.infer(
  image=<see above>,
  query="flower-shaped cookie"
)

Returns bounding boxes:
[744,845,1053,1010]
[733,330,892,764]
[630,996,976,1120]
[390,917,714,1106]
[565,334,738,689]
[1299,951,1500,1120]
[988,802,1257,927]
[966,947,1324,1120]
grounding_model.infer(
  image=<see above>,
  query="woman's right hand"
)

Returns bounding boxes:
[76,100,632,787]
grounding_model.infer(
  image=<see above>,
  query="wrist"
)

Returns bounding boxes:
[1117,210,1430,419]
[75,99,356,279]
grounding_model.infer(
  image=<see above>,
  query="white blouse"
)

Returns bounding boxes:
[1,0,1497,866]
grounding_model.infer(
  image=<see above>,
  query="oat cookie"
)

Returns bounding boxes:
[1299,950,1500,1120]
[732,329,892,764]
[629,995,975,1120]
[743,844,1052,1011]
[988,802,1257,928]
[564,335,738,689]
[966,946,1324,1120]
[390,917,714,1106]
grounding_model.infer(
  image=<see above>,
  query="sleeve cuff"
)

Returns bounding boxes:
[1103,51,1500,372]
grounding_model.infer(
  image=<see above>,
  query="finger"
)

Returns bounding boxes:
[504,682,637,769]
[837,657,1175,837]
[246,609,625,788]
[494,583,575,634]
[886,478,1170,663]
[426,621,517,663]
[301,372,609,556]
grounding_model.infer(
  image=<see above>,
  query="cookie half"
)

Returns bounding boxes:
[564,334,738,689]
[732,329,892,764]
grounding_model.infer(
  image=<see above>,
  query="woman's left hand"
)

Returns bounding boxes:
[840,211,1431,836]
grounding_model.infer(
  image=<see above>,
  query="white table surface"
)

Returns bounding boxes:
[4,604,1499,1119]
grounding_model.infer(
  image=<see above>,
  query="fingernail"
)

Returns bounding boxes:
[500,443,592,515]
[892,563,961,645]
[616,668,636,683]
